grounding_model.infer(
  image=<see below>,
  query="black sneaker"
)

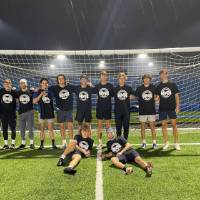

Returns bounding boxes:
[3,145,9,150]
[38,145,44,150]
[30,144,35,149]
[64,167,77,175]
[145,162,153,177]
[57,158,64,166]
[10,144,15,149]
[52,145,58,149]
[17,144,26,150]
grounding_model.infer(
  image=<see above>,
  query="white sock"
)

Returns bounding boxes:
[22,140,26,145]
[4,140,8,145]
[153,140,156,144]
[61,154,66,159]
[142,139,146,144]
[12,140,15,145]
[62,139,66,146]
[30,140,34,145]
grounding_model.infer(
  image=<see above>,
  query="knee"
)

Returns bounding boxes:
[111,157,118,163]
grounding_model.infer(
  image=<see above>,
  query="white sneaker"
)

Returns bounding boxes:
[163,142,169,150]
[175,143,181,150]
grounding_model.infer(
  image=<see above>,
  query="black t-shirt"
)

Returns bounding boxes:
[156,81,179,112]
[0,88,17,117]
[17,89,34,114]
[33,89,54,119]
[74,134,94,152]
[114,85,135,113]
[107,136,127,155]
[94,83,114,111]
[74,85,95,111]
[49,84,76,111]
[135,84,156,115]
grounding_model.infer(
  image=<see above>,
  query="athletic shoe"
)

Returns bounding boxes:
[38,145,44,150]
[174,143,181,150]
[3,145,9,150]
[30,144,35,149]
[125,167,133,175]
[141,143,147,149]
[52,145,58,149]
[17,144,26,150]
[57,158,64,167]
[10,144,15,149]
[163,142,169,150]
[64,167,77,175]
[146,162,153,177]
[152,143,157,149]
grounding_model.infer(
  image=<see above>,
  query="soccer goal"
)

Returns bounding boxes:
[0,47,199,131]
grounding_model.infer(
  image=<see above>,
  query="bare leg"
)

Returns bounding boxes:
[149,121,156,142]
[47,122,55,140]
[140,122,146,143]
[40,122,45,141]
[60,123,66,142]
[161,120,168,144]
[68,154,82,169]
[134,156,147,169]
[171,119,178,144]
[63,140,77,156]
[67,121,74,140]
[111,157,125,169]
[98,120,103,146]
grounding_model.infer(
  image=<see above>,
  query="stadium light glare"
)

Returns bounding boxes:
[56,54,66,60]
[138,53,148,59]
[50,64,55,69]
[148,62,153,66]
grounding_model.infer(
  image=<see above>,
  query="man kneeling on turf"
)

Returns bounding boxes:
[57,123,94,175]
[101,128,153,176]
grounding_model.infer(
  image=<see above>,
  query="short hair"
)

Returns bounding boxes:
[39,78,48,84]
[4,79,11,84]
[100,70,108,76]
[56,74,66,84]
[19,79,28,86]
[80,74,88,80]
[142,74,152,81]
[159,69,168,75]
[118,72,127,79]
[80,123,91,136]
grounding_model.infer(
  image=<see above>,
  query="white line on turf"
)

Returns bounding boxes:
[95,147,103,200]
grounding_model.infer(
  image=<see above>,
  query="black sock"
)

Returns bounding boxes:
[40,140,44,146]
[52,139,55,146]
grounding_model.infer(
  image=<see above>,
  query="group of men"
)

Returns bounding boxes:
[0,69,180,152]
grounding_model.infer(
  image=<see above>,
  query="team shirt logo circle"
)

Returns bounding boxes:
[79,91,89,101]
[99,88,109,98]
[19,94,30,104]
[111,143,122,153]
[161,87,172,98]
[59,89,69,99]
[2,94,13,104]
[142,90,153,101]
[42,96,51,104]
[117,90,128,100]
[79,141,89,150]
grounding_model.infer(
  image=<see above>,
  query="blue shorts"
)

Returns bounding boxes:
[159,111,177,121]
[117,149,140,164]
[57,110,73,123]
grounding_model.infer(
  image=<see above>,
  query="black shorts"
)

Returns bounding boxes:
[159,111,177,121]
[63,150,82,165]
[75,110,92,123]
[96,107,112,120]
[117,149,140,164]
[57,110,73,123]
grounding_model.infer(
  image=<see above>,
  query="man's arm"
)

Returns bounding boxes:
[175,93,180,114]
[101,151,113,160]
[117,143,132,156]
[33,91,46,104]
[76,145,91,157]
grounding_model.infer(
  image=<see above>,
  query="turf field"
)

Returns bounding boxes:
[0,130,200,200]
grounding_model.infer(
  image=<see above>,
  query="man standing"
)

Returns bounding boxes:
[0,79,17,149]
[156,69,180,150]
[113,72,135,140]
[94,71,114,147]
[49,74,74,147]
[135,74,157,149]
[17,79,35,149]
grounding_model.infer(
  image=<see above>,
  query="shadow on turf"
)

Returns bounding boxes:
[0,147,98,160]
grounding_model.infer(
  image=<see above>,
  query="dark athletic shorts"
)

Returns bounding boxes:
[117,149,140,164]
[159,111,177,121]
[57,110,73,123]
[75,110,92,123]
[96,107,112,120]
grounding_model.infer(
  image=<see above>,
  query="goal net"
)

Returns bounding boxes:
[0,48,199,131]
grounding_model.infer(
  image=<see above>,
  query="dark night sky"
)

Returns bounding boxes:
[0,0,200,50]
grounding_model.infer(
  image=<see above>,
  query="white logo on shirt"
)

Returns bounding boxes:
[2,94,13,104]
[111,142,122,153]
[42,96,51,103]
[117,90,128,100]
[142,90,153,101]
[99,88,109,98]
[79,141,89,150]
[79,91,89,101]
[161,87,172,98]
[59,89,69,100]
[19,94,30,104]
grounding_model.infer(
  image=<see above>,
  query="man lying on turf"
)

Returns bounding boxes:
[101,127,153,176]
[57,123,94,175]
